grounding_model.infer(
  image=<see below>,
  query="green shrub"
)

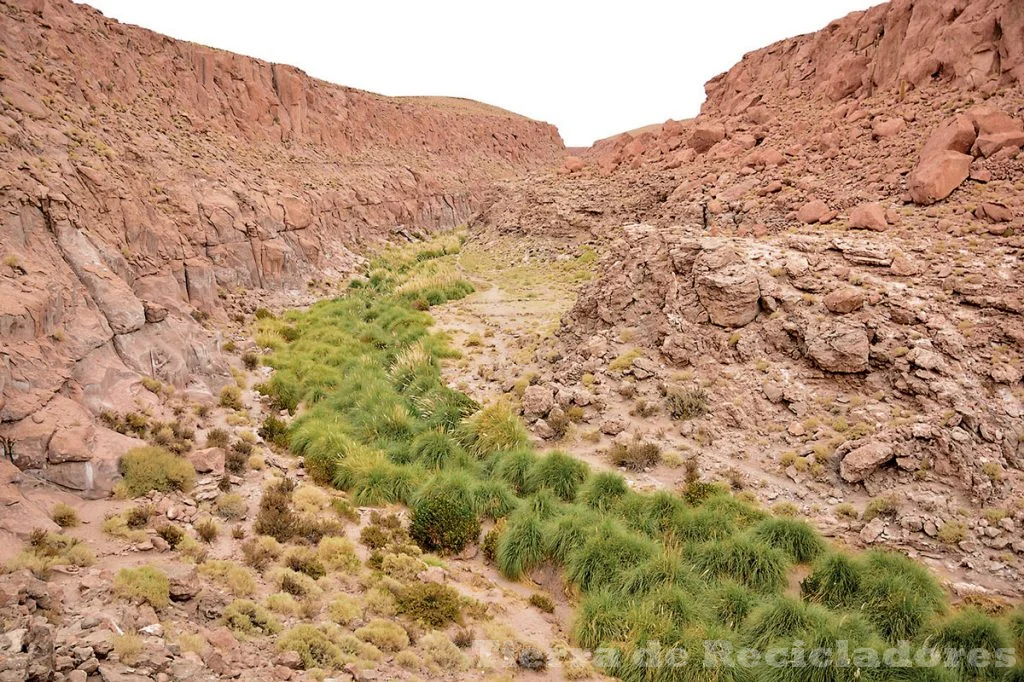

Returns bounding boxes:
[327,594,361,625]
[617,550,700,597]
[156,523,185,549]
[566,520,656,591]
[471,479,518,519]
[527,451,589,502]
[573,590,628,650]
[461,401,529,457]
[750,517,826,563]
[578,471,629,511]
[318,536,360,573]
[258,415,288,446]
[114,566,170,608]
[930,609,1012,681]
[50,502,79,528]
[241,535,282,570]
[410,474,480,554]
[206,428,231,449]
[543,507,597,563]
[195,517,219,543]
[670,507,737,543]
[396,582,463,627]
[497,511,546,580]
[277,624,345,670]
[410,428,468,469]
[200,559,258,596]
[253,479,297,542]
[242,352,260,370]
[710,580,759,629]
[223,599,281,635]
[117,446,196,497]
[360,524,390,550]
[693,536,787,593]
[215,493,248,520]
[862,575,931,643]
[482,518,506,563]
[493,448,539,494]
[802,552,863,609]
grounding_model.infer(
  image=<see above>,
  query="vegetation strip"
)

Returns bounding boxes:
[252,234,1024,681]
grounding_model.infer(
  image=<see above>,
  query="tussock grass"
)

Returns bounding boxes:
[578,471,629,511]
[750,517,826,563]
[497,510,546,580]
[460,401,530,457]
[527,450,589,502]
[693,536,788,593]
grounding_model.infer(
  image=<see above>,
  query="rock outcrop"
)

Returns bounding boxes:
[0,0,562,493]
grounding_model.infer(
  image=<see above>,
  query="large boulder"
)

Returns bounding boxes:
[823,287,865,314]
[804,319,870,373]
[687,123,726,153]
[796,200,834,225]
[521,385,554,421]
[920,114,977,159]
[908,151,972,205]
[692,247,761,328]
[848,203,888,231]
[840,442,894,483]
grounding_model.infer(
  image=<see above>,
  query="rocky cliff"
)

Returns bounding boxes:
[0,0,562,495]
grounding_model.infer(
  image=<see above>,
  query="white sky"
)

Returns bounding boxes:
[77,0,878,146]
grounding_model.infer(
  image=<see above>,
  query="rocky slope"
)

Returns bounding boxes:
[0,0,562,499]
[467,0,1024,592]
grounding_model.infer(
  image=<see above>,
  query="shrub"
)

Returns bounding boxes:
[863,495,899,521]
[215,493,248,520]
[419,630,467,670]
[471,479,518,520]
[253,479,297,542]
[50,502,79,528]
[801,553,863,609]
[497,511,546,580]
[396,582,463,627]
[200,560,258,596]
[482,518,506,563]
[493,448,539,494]
[241,535,282,570]
[382,552,426,581]
[461,401,530,457]
[516,644,548,671]
[360,524,390,550]
[930,609,1012,680]
[206,428,231,449]
[744,596,827,648]
[226,443,250,475]
[265,592,299,616]
[277,624,345,670]
[693,536,788,593]
[219,385,244,410]
[318,536,360,572]
[937,520,968,544]
[355,618,409,652]
[113,633,143,665]
[270,567,321,599]
[258,415,288,446]
[528,451,589,502]
[410,428,468,469]
[117,446,196,497]
[543,507,597,563]
[156,523,185,549]
[283,546,326,579]
[751,517,826,563]
[327,594,362,625]
[574,590,628,650]
[607,438,661,471]
[114,566,170,608]
[410,475,480,554]
[242,352,260,370]
[665,384,708,420]
[670,507,736,543]
[566,520,657,591]
[579,471,629,511]
[452,627,474,648]
[195,518,219,543]
[222,598,281,635]
[528,593,555,613]
[124,504,153,529]
[711,581,759,629]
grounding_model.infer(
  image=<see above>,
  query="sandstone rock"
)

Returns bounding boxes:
[563,156,585,173]
[796,199,833,224]
[840,442,894,482]
[860,517,886,543]
[920,114,977,159]
[187,447,225,475]
[521,385,554,421]
[600,416,626,436]
[975,202,1013,223]
[692,246,760,327]
[688,123,726,153]
[872,118,906,138]
[804,319,870,373]
[848,203,888,231]
[823,287,865,314]
[908,151,972,205]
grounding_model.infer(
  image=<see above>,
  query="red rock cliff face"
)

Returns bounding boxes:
[704,0,1023,115]
[0,0,562,493]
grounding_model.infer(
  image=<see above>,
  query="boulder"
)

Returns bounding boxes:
[521,385,554,421]
[796,199,833,224]
[823,287,865,314]
[840,442,894,482]
[692,247,761,328]
[188,447,225,475]
[872,118,906,138]
[562,156,585,173]
[804,319,870,373]
[688,123,726,153]
[919,114,977,159]
[967,106,1024,156]
[975,202,1013,223]
[908,151,972,205]
[848,203,888,231]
